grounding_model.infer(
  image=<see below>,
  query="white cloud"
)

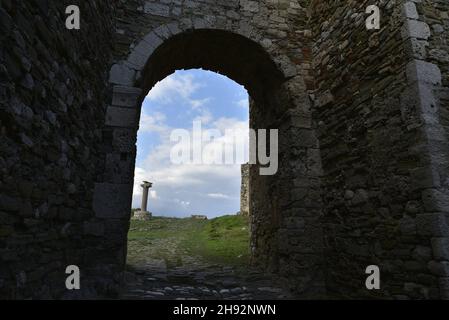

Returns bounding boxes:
[146,73,211,110]
[133,71,249,218]
[213,117,248,132]
[193,108,213,124]
[133,117,248,217]
[236,98,249,108]
[191,98,211,109]
[150,190,158,199]
[207,193,232,199]
[147,73,201,103]
[139,111,168,133]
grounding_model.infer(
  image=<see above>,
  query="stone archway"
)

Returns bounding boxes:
[2,0,449,300]
[92,22,325,298]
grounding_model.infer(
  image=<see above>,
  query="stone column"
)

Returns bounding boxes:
[133,181,153,220]
[141,181,151,212]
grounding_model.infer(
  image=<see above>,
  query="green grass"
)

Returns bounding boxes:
[183,215,250,266]
[127,215,250,267]
[127,217,199,241]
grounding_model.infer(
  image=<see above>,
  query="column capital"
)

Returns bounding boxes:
[141,181,153,189]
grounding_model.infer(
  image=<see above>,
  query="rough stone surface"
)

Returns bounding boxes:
[240,164,250,216]
[311,0,449,299]
[0,0,448,300]
[132,211,152,221]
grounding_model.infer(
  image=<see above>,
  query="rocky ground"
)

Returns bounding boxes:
[121,217,293,300]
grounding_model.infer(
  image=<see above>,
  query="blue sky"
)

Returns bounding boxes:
[132,69,249,218]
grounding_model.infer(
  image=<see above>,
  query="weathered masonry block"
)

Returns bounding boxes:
[240,164,250,216]
[0,0,448,299]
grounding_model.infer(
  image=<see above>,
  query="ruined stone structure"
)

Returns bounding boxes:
[240,163,250,216]
[133,181,152,221]
[0,0,448,299]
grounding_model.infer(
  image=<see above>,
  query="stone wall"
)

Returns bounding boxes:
[0,0,116,298]
[415,0,449,299]
[106,0,325,298]
[0,0,448,300]
[311,0,449,298]
[240,163,250,216]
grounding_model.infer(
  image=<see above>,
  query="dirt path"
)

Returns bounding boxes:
[122,232,293,300]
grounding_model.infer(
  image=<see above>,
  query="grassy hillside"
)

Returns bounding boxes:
[127,215,250,267]
[183,215,250,265]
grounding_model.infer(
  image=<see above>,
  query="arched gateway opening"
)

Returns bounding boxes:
[95,25,325,298]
